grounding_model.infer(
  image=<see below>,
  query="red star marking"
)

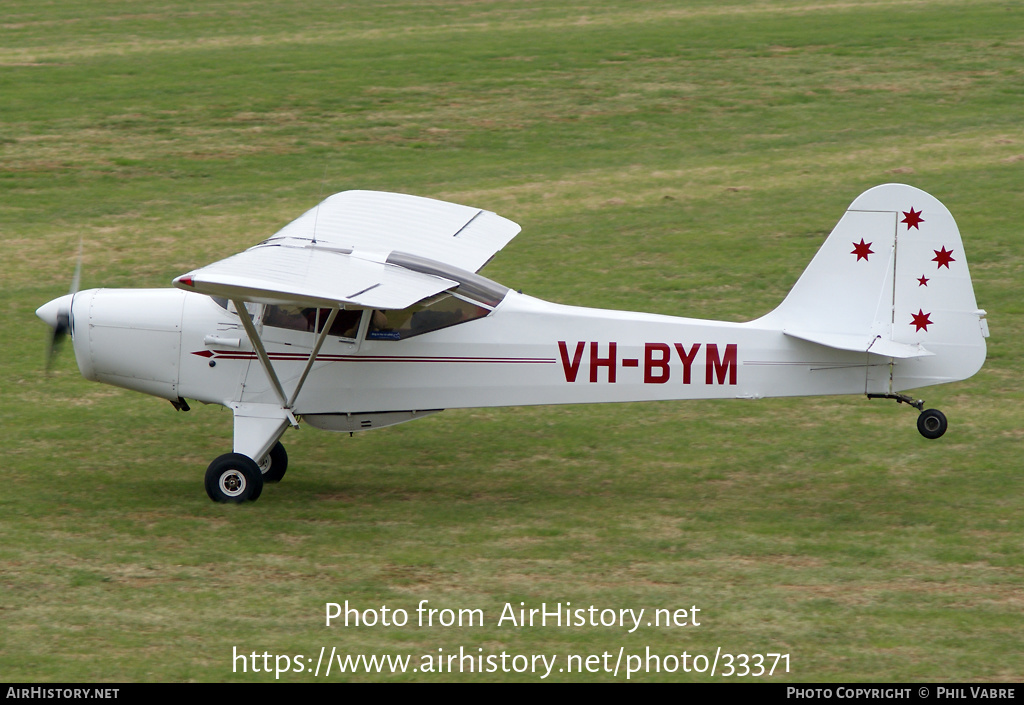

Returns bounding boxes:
[932,246,955,269]
[851,239,874,261]
[910,309,933,332]
[917,275,929,287]
[902,208,924,230]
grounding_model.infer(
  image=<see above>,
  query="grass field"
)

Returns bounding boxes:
[2,0,1022,682]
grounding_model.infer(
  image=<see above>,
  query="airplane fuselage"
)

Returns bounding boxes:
[66,285,979,429]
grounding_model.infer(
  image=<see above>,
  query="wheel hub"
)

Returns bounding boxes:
[219,470,246,497]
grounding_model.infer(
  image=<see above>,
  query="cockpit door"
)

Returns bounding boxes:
[238,306,365,405]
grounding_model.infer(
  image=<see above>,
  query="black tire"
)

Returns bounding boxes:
[917,409,948,440]
[205,453,264,503]
[258,441,288,483]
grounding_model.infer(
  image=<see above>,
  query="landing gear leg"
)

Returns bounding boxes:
[867,393,946,440]
[224,403,293,502]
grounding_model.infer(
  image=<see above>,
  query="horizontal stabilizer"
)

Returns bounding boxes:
[783,329,934,358]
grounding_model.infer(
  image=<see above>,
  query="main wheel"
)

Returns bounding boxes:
[205,453,264,503]
[917,408,948,440]
[258,441,288,483]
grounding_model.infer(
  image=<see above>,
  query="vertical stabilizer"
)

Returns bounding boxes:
[759,184,987,391]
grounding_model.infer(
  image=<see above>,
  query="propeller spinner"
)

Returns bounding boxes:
[37,240,82,372]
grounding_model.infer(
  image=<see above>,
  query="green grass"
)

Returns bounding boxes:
[2,0,1023,682]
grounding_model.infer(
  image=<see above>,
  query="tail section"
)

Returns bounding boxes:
[760,184,988,392]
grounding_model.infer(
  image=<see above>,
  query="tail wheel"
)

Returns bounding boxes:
[205,453,264,503]
[917,409,948,440]
[258,441,288,483]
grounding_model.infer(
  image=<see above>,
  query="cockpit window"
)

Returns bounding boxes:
[263,305,363,339]
[211,297,258,320]
[318,309,363,338]
[367,293,491,341]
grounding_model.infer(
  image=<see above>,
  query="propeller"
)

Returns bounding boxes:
[37,238,83,373]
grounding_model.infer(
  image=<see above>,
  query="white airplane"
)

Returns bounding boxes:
[37,184,988,503]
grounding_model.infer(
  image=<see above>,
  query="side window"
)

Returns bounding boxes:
[317,309,363,339]
[367,293,491,341]
[264,305,315,332]
[211,297,258,320]
[263,306,363,340]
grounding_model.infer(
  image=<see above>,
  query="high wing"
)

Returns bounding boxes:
[265,190,521,273]
[172,190,520,310]
[173,244,459,309]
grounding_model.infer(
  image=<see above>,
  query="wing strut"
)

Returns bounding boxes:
[230,301,340,412]
[233,299,288,406]
[287,307,338,408]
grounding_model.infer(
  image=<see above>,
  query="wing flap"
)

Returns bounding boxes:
[784,329,934,358]
[174,245,456,310]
